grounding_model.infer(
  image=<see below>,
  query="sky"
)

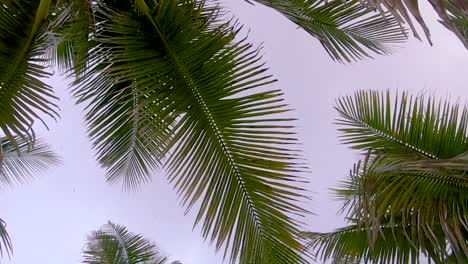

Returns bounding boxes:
[1,1,468,264]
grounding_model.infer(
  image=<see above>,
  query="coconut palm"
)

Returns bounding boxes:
[0,0,412,262]
[306,90,468,263]
[82,221,181,264]
[0,136,59,259]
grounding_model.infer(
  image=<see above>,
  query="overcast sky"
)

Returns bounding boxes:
[2,1,468,264]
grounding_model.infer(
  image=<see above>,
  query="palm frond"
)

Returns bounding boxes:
[49,0,96,76]
[0,0,59,142]
[361,0,468,48]
[305,221,446,264]
[253,0,408,63]
[335,90,468,159]
[0,136,60,188]
[444,0,468,47]
[72,0,309,263]
[82,221,171,264]
[0,218,12,260]
[333,153,468,262]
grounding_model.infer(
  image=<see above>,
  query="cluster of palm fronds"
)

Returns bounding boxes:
[83,221,181,264]
[306,90,468,263]
[0,0,467,263]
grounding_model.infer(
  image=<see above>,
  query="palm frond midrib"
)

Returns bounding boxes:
[137,0,264,236]
[337,109,439,159]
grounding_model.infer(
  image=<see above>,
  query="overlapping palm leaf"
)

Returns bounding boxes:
[307,90,468,263]
[83,221,174,264]
[71,0,309,263]
[0,0,59,143]
[253,0,408,62]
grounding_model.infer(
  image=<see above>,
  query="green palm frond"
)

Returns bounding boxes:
[83,221,172,264]
[0,218,12,260]
[335,90,468,159]
[335,154,468,262]
[305,222,446,264]
[444,0,468,46]
[49,0,96,76]
[0,0,59,142]
[308,153,468,263]
[253,0,408,63]
[71,0,309,263]
[0,136,60,188]
[307,91,468,263]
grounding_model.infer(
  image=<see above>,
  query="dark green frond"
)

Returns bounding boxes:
[0,136,60,188]
[49,0,96,76]
[72,0,309,263]
[82,221,171,264]
[335,90,468,159]
[444,0,468,47]
[253,0,407,63]
[333,153,468,262]
[0,0,59,141]
[305,222,446,264]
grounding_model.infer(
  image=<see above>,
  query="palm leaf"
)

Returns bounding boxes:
[0,0,59,142]
[308,153,468,263]
[0,136,60,188]
[82,221,172,264]
[49,0,96,76]
[443,0,468,47]
[71,0,309,263]
[252,0,408,63]
[307,91,468,263]
[341,156,468,262]
[335,90,468,159]
[0,218,12,260]
[305,222,446,264]
[361,0,468,48]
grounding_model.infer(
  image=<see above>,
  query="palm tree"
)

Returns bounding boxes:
[306,90,468,263]
[82,221,181,264]
[0,0,412,262]
[0,136,59,259]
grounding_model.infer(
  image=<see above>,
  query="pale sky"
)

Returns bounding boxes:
[2,1,468,264]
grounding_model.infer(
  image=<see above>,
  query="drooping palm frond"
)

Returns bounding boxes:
[71,0,309,263]
[0,136,60,188]
[306,221,449,264]
[252,0,408,63]
[335,90,468,159]
[0,0,59,142]
[0,218,12,260]
[361,0,468,48]
[305,223,436,264]
[82,221,174,264]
